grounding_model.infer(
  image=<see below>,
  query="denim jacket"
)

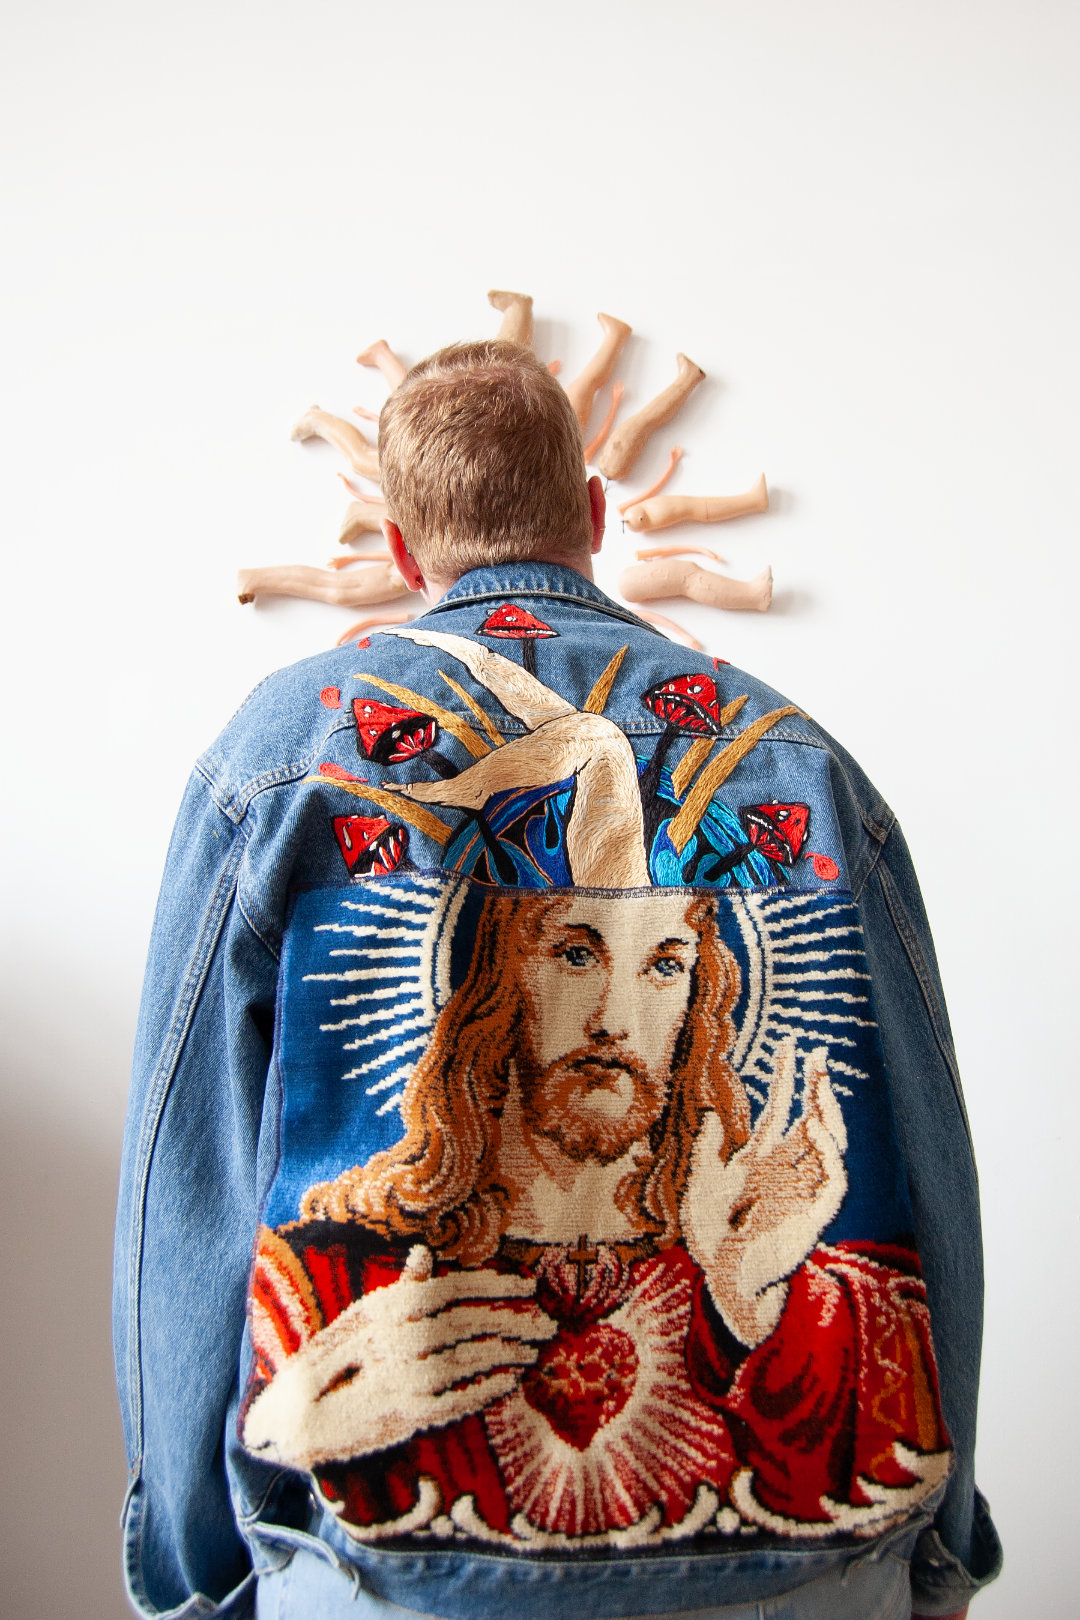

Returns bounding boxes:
[114,564,1002,1619]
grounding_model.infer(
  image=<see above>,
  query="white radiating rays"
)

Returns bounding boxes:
[320,997,426,1032]
[302,877,454,1117]
[732,890,875,1105]
[298,878,874,1127]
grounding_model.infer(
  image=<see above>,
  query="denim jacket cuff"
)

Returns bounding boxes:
[123,1460,256,1618]
[910,1491,1003,1615]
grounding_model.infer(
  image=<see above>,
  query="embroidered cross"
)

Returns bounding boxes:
[568,1234,600,1296]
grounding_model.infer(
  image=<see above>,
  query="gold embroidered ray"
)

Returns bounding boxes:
[437,670,505,746]
[583,645,629,715]
[352,674,490,759]
[666,705,804,853]
[306,775,453,845]
[669,695,751,800]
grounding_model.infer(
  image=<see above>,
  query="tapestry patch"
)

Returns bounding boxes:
[242,878,950,1551]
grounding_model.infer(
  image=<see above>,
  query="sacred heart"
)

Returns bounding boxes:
[521,1321,639,1450]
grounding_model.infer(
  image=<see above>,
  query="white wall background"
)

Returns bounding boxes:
[2,3,1076,1615]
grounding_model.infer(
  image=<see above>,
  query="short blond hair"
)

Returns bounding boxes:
[378,341,593,577]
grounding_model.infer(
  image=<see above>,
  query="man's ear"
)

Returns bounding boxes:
[587,474,606,555]
[383,520,426,594]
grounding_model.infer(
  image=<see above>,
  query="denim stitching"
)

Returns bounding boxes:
[230,719,358,816]
[221,671,276,729]
[876,851,975,1157]
[196,713,356,823]
[197,755,317,825]
[124,1471,148,1610]
[237,881,282,963]
[425,584,667,631]
[914,1530,979,1589]
[851,823,889,902]
[125,826,246,1462]
[248,1520,353,1576]
[859,801,895,846]
[126,1477,235,1615]
[237,1468,292,1530]
[310,1540,866,1572]
[200,688,829,815]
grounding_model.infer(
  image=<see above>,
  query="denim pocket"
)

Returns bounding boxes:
[910,1488,1004,1610]
[241,1513,359,1586]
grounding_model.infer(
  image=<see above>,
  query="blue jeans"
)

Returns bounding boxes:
[256,1545,913,1620]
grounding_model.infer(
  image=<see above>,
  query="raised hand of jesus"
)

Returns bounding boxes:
[680,1037,848,1348]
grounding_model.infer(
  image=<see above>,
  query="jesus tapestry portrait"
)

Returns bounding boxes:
[239,876,951,1551]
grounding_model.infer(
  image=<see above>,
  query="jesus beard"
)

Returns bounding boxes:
[515,1044,669,1166]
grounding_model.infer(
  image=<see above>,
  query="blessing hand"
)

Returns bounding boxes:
[243,1244,556,1471]
[680,1037,847,1347]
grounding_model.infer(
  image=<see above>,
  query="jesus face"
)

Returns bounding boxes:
[514,894,698,1165]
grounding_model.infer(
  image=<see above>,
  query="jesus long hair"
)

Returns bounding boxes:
[301,893,751,1265]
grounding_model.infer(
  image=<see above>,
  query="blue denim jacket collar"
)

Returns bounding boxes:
[426,562,660,631]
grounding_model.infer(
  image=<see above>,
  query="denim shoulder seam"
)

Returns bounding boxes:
[850,808,895,901]
[194,756,247,826]
[221,670,276,729]
[858,799,895,847]
[124,822,246,1463]
[874,844,976,1159]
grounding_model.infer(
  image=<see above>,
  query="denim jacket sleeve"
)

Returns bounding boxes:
[113,767,277,1618]
[823,736,1003,1616]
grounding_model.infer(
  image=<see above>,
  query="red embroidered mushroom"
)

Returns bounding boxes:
[477,603,557,677]
[739,802,811,867]
[332,815,409,877]
[352,699,456,778]
[638,674,725,847]
[351,699,515,881]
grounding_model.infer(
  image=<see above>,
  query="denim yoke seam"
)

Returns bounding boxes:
[125,820,248,1470]
[196,745,344,826]
[197,729,356,957]
[875,848,976,1162]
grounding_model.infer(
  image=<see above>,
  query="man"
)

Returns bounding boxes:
[114,342,1000,1619]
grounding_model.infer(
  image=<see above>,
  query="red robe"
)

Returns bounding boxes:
[248,1230,950,1545]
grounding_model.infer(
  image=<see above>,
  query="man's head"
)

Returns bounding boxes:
[378,341,604,592]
